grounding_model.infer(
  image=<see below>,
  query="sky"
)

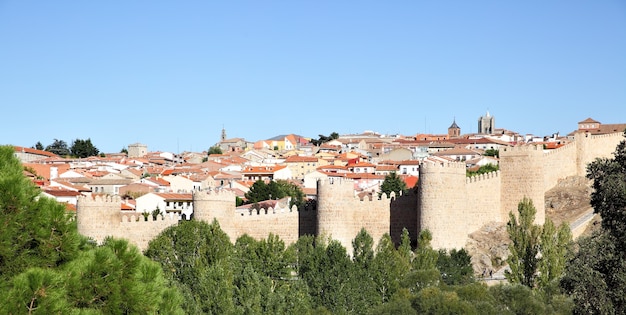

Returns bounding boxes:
[1,1,625,154]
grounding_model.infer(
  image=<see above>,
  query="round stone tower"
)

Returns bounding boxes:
[192,188,237,239]
[316,178,356,245]
[418,162,467,249]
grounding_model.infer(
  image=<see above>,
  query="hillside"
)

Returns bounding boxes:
[465,175,597,277]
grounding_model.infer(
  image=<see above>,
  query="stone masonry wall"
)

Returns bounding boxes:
[576,132,624,175]
[499,144,546,224]
[316,178,415,252]
[76,132,625,252]
[193,188,317,244]
[418,162,501,249]
[76,195,178,251]
[542,141,578,191]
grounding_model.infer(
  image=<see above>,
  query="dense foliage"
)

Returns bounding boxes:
[0,145,184,314]
[145,222,573,314]
[505,198,571,290]
[42,138,101,157]
[378,171,409,199]
[244,179,305,208]
[70,138,100,158]
[466,163,499,177]
[310,132,339,146]
[44,138,70,156]
[561,132,626,314]
[208,145,223,155]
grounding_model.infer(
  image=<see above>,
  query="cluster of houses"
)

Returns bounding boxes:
[15,115,613,220]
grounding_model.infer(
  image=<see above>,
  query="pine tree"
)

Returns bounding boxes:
[0,145,82,282]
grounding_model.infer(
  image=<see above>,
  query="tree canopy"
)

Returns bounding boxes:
[466,163,499,177]
[0,146,82,281]
[70,138,100,158]
[310,132,339,146]
[561,132,626,313]
[0,145,184,314]
[44,139,70,156]
[244,179,305,208]
[505,198,571,289]
[208,145,223,155]
[379,171,408,198]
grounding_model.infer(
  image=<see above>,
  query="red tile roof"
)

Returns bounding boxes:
[13,146,58,158]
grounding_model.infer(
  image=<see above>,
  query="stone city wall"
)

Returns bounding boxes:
[76,132,625,252]
[418,162,501,249]
[76,195,178,251]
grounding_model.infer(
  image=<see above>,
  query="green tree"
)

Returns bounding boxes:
[505,198,541,288]
[0,268,71,314]
[466,163,499,177]
[561,132,626,314]
[0,239,185,314]
[537,219,571,289]
[245,179,306,208]
[352,228,375,270]
[505,198,571,290]
[436,248,475,285]
[34,141,44,150]
[412,286,476,314]
[274,179,306,208]
[310,132,339,146]
[63,238,184,314]
[294,236,364,313]
[586,132,626,249]
[120,147,128,154]
[0,145,82,282]
[373,234,411,303]
[484,148,499,157]
[245,179,271,203]
[44,138,70,156]
[561,230,624,314]
[70,138,100,158]
[403,230,441,292]
[144,219,235,314]
[208,145,223,155]
[379,171,408,199]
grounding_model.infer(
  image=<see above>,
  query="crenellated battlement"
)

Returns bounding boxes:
[193,188,237,202]
[465,170,500,184]
[240,205,303,216]
[589,132,624,140]
[77,194,122,205]
[543,141,575,157]
[75,129,624,252]
[421,161,466,169]
[120,212,179,223]
[500,143,543,154]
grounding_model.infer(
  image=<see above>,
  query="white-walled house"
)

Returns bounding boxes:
[163,175,195,193]
[59,169,86,178]
[41,187,82,206]
[135,192,193,220]
[303,170,330,189]
[87,178,133,195]
[398,160,421,176]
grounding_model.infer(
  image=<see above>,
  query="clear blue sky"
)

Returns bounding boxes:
[1,1,625,153]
